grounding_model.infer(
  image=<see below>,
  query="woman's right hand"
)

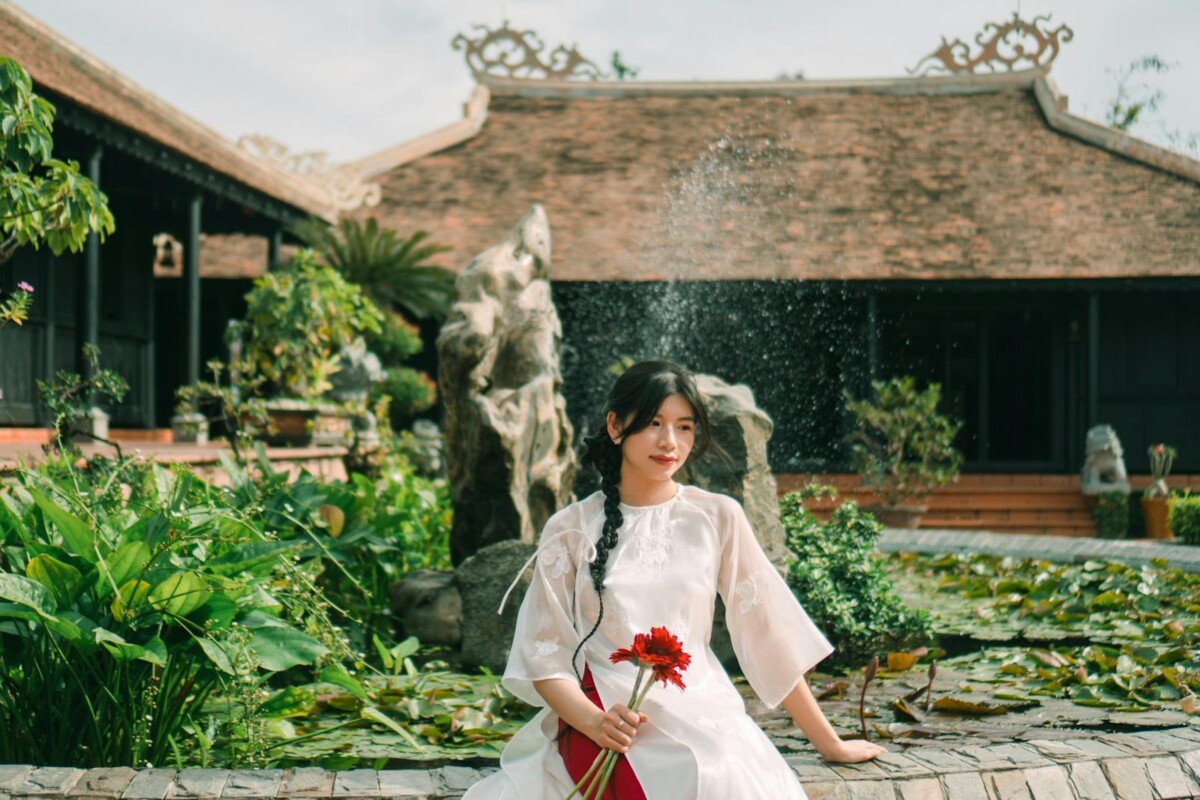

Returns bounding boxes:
[588,703,648,753]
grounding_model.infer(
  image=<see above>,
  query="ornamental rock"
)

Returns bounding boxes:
[437,205,577,564]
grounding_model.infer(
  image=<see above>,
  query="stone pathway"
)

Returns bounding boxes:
[878,528,1200,573]
[3,727,1200,798]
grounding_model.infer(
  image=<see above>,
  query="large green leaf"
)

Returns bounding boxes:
[249,626,329,672]
[198,636,235,674]
[26,553,83,609]
[206,540,302,576]
[94,627,146,661]
[101,541,152,591]
[0,572,57,615]
[190,593,238,630]
[27,487,96,563]
[111,579,152,621]
[148,572,212,618]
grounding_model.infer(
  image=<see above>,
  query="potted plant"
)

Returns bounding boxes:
[1142,443,1177,539]
[240,250,383,446]
[844,376,963,528]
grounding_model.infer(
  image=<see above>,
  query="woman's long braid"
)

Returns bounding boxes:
[570,430,624,683]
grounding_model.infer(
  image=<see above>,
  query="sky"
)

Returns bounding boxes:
[11,0,1200,163]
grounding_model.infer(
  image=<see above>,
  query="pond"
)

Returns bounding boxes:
[200,550,1200,769]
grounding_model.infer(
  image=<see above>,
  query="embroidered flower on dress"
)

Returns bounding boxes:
[735,573,764,614]
[533,638,560,658]
[635,523,671,571]
[538,540,571,579]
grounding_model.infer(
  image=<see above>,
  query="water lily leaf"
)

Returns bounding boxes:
[26,553,83,608]
[260,686,318,718]
[886,652,918,671]
[891,698,924,722]
[932,696,1009,715]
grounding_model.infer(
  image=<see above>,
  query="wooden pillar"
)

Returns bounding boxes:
[1086,291,1100,429]
[184,193,203,386]
[267,226,283,271]
[40,249,56,424]
[81,145,103,377]
[977,314,990,462]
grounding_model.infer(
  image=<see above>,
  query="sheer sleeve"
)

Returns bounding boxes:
[716,495,834,709]
[501,510,586,707]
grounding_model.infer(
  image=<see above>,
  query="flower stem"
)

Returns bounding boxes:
[565,751,607,800]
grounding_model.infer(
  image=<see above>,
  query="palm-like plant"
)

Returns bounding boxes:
[296,216,455,321]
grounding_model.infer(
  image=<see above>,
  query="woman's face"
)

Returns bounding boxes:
[607,393,697,489]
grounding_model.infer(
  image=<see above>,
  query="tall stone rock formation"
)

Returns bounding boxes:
[681,374,786,562]
[437,205,576,564]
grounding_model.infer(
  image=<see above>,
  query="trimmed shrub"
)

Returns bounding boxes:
[1169,494,1200,545]
[1094,491,1130,539]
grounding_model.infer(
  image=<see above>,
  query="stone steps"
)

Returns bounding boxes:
[3,727,1198,799]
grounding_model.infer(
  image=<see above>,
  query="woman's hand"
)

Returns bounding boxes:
[587,703,648,753]
[818,738,887,763]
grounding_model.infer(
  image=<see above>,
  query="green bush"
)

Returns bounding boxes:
[0,456,331,767]
[1169,494,1200,545]
[780,486,932,666]
[1094,491,1130,539]
[373,365,438,426]
[241,250,382,401]
[844,377,963,506]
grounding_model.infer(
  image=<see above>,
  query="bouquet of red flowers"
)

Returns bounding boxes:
[565,627,691,800]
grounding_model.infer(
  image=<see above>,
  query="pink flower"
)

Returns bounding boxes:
[1155,444,1164,453]
[17,282,33,293]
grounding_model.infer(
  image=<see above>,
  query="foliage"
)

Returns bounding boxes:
[218,447,452,651]
[0,56,114,266]
[844,377,963,506]
[0,279,33,326]
[0,457,332,767]
[1093,491,1130,539]
[36,344,129,453]
[173,359,268,460]
[780,486,932,665]
[1169,494,1200,545]
[1104,54,1199,156]
[200,640,534,769]
[241,250,383,401]
[295,216,454,323]
[373,366,438,429]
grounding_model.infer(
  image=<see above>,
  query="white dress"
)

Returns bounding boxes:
[462,484,833,800]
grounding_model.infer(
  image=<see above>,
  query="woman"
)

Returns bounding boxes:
[464,360,884,799]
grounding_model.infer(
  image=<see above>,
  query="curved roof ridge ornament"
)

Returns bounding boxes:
[236,134,381,213]
[907,12,1074,76]
[452,21,606,81]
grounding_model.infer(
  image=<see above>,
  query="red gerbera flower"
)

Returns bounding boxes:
[610,626,691,689]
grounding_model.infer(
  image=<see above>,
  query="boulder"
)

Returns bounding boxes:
[456,539,537,672]
[681,374,787,562]
[389,569,462,647]
[437,205,576,564]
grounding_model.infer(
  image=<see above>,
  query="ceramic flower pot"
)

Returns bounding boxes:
[1141,495,1173,539]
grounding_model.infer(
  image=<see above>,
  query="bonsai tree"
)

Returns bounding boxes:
[844,376,963,508]
[240,249,383,402]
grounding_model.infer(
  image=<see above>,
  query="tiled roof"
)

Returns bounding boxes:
[0,2,336,221]
[357,72,1200,281]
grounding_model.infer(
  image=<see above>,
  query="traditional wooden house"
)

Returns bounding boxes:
[348,19,1200,533]
[0,2,338,429]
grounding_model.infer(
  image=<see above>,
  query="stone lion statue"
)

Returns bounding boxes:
[1081,424,1131,495]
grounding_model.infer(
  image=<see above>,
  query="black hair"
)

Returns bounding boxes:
[569,360,712,681]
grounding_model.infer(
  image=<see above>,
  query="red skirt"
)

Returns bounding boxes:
[556,666,648,800]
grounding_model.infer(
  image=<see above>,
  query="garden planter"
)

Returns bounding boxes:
[311,406,353,447]
[261,405,318,447]
[1141,495,1173,539]
[170,412,209,445]
[864,503,928,529]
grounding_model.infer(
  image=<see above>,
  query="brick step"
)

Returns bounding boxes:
[805,494,1092,511]
[920,509,1096,524]
[920,522,1097,538]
